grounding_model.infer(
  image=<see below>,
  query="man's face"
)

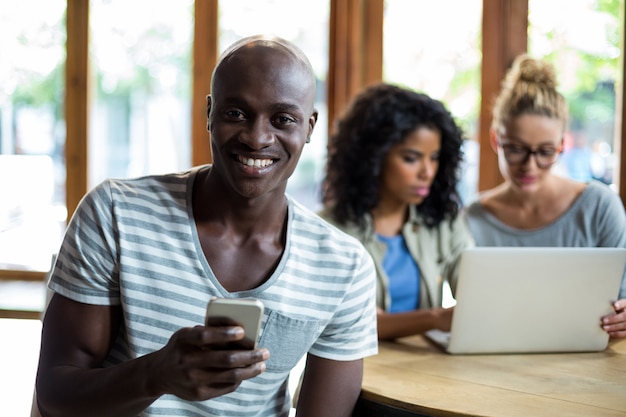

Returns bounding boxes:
[207,45,318,200]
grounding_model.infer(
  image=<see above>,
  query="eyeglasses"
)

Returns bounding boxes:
[497,140,562,169]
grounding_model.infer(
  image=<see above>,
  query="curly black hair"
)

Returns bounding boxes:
[322,83,465,229]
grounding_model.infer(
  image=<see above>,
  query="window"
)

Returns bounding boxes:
[0,0,66,272]
[2,1,625,317]
[529,0,622,189]
[383,0,483,204]
[89,0,194,187]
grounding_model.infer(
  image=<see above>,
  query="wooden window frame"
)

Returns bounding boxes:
[1,0,624,318]
[78,0,626,215]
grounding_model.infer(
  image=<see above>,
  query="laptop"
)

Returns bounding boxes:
[425,247,626,354]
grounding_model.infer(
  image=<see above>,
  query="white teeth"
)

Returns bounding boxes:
[239,156,273,168]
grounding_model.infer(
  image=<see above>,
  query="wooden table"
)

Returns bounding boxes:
[354,335,626,417]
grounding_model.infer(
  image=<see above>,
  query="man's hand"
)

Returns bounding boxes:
[36,295,269,417]
[147,318,269,401]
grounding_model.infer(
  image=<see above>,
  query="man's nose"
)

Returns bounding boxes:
[240,119,275,149]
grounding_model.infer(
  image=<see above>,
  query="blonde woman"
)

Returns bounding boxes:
[465,55,626,338]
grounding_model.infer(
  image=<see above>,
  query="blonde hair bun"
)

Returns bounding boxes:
[491,54,568,132]
[509,54,558,90]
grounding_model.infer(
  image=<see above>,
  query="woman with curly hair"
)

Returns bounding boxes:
[319,83,474,340]
[465,55,626,338]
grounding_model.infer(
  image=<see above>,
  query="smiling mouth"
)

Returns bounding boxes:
[237,155,274,168]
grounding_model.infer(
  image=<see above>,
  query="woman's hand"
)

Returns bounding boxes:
[601,299,626,338]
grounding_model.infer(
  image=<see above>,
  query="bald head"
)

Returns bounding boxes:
[207,35,318,140]
[210,35,317,108]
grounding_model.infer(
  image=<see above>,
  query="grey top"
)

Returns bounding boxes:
[464,180,626,299]
[49,165,378,417]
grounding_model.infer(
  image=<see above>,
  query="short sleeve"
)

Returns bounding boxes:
[308,247,378,361]
[48,180,121,305]
[593,184,626,248]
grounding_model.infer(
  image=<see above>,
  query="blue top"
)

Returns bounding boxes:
[377,233,420,312]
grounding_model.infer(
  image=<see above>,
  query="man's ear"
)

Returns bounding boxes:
[306,110,318,143]
[489,130,499,153]
[206,95,212,132]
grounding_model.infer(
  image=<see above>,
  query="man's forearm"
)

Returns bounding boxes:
[37,354,159,417]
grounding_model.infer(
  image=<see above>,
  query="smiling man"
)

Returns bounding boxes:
[35,35,378,417]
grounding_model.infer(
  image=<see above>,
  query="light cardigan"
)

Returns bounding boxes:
[319,205,474,311]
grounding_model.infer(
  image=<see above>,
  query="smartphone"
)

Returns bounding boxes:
[205,298,264,349]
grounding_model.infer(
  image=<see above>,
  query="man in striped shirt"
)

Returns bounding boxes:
[35,35,378,417]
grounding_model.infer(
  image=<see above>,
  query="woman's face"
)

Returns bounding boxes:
[495,114,563,194]
[378,126,441,207]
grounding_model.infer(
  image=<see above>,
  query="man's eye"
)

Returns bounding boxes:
[275,115,296,125]
[225,110,245,119]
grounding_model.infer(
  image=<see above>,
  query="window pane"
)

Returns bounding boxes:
[218,0,330,211]
[89,0,194,189]
[529,0,622,189]
[383,0,482,205]
[0,1,66,271]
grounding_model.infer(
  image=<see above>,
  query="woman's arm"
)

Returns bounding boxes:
[376,307,453,340]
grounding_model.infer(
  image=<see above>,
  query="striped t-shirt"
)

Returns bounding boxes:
[49,166,378,417]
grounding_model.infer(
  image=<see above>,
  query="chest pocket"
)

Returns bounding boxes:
[258,309,323,372]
